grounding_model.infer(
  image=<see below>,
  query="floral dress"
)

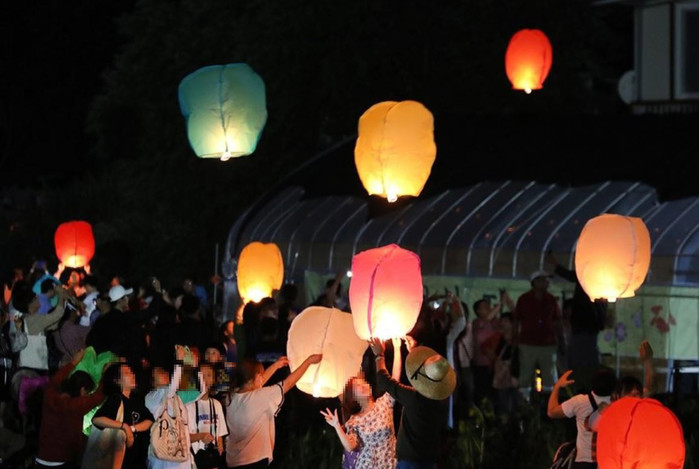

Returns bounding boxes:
[342,393,396,469]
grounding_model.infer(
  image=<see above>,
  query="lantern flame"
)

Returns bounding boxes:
[387,191,398,203]
[524,87,532,94]
[220,150,232,162]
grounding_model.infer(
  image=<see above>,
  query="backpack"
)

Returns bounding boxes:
[150,392,189,462]
[550,440,576,469]
[550,394,599,469]
[0,319,28,357]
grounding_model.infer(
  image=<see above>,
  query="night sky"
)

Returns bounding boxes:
[1,1,697,279]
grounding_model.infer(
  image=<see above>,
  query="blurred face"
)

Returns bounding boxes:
[351,377,372,403]
[205,347,222,364]
[201,366,215,389]
[476,301,490,319]
[152,367,170,388]
[120,365,136,391]
[627,388,642,398]
[532,277,550,290]
[183,279,194,294]
[225,321,234,337]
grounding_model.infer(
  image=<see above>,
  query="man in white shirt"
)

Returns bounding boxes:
[547,367,616,468]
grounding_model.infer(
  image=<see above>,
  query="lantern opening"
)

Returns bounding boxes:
[65,255,87,269]
[245,286,270,303]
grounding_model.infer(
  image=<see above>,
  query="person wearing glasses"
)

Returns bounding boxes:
[369,337,456,469]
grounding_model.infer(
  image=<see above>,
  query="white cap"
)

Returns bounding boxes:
[529,270,552,282]
[108,285,134,302]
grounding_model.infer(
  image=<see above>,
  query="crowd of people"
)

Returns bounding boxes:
[0,255,654,469]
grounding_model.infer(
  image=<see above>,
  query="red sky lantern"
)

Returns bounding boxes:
[597,397,685,469]
[505,29,553,94]
[54,221,95,268]
[349,244,423,340]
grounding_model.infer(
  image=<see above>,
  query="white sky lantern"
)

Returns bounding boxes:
[178,63,267,160]
[349,244,423,340]
[575,214,651,302]
[287,306,367,398]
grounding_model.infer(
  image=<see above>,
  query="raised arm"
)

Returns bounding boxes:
[547,370,575,419]
[320,408,358,452]
[282,354,323,394]
[391,338,402,381]
[261,356,289,386]
[640,340,654,397]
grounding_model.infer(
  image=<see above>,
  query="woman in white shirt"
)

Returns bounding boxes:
[225,353,322,468]
[146,345,205,469]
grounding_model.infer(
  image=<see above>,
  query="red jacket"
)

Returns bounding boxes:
[37,361,105,464]
[514,290,562,346]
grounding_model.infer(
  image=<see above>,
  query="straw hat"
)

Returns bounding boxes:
[405,346,456,400]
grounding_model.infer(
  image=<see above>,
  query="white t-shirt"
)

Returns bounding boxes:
[225,382,284,467]
[561,392,610,462]
[187,397,229,454]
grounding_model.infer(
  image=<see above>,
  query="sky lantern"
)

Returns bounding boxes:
[505,29,553,94]
[287,306,367,398]
[349,244,423,340]
[597,397,685,469]
[178,63,267,161]
[354,100,436,203]
[236,242,283,303]
[54,221,95,268]
[575,214,650,302]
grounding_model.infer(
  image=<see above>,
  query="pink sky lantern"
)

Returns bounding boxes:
[349,244,423,340]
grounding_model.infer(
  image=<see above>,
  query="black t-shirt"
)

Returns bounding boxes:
[94,393,154,469]
[95,392,154,425]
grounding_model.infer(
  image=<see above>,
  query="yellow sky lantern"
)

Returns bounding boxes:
[575,214,650,302]
[287,306,367,398]
[349,244,423,340]
[354,101,436,203]
[505,29,553,94]
[236,242,283,303]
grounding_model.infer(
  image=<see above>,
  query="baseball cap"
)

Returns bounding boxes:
[108,285,134,302]
[529,270,552,282]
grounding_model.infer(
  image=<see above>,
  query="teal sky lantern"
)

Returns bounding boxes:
[178,63,267,161]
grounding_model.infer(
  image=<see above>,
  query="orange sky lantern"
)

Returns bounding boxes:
[236,242,283,303]
[575,214,650,302]
[349,244,423,340]
[597,397,685,469]
[54,221,95,268]
[354,101,436,203]
[287,306,367,398]
[505,29,553,94]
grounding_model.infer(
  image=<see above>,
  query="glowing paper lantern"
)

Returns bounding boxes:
[54,221,95,268]
[597,397,685,469]
[575,214,650,302]
[349,244,423,340]
[236,242,283,303]
[354,101,436,203]
[178,63,267,161]
[287,306,367,398]
[505,29,553,94]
